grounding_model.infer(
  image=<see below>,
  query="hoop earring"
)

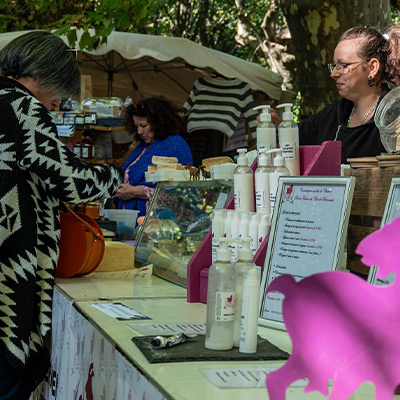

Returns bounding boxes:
[368,76,375,87]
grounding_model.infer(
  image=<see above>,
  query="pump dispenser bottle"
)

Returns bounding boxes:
[232,237,257,347]
[266,148,290,215]
[253,105,276,158]
[254,148,273,215]
[239,264,261,354]
[205,238,236,350]
[276,103,300,176]
[233,148,255,212]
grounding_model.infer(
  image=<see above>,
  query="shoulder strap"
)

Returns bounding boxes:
[61,201,102,239]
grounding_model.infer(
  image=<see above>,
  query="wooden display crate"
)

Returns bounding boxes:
[343,166,400,277]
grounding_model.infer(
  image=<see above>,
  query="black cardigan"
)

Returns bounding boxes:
[299,90,388,163]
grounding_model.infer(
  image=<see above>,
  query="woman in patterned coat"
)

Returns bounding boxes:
[0,31,122,398]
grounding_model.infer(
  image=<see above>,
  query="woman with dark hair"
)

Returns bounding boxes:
[298,26,400,163]
[0,31,122,398]
[115,96,193,216]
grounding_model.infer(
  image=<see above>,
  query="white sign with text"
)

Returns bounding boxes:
[259,176,355,330]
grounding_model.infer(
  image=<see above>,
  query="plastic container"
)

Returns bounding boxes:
[254,148,273,214]
[233,148,255,212]
[103,209,139,239]
[239,265,261,353]
[266,148,290,215]
[375,86,400,153]
[233,238,257,347]
[248,213,258,255]
[205,238,235,350]
[210,163,236,180]
[211,209,225,264]
[254,105,277,158]
[258,213,270,249]
[277,103,300,176]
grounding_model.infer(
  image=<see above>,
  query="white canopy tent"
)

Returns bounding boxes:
[0,30,283,107]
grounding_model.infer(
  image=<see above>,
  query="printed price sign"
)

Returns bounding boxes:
[259,176,355,330]
[368,177,400,286]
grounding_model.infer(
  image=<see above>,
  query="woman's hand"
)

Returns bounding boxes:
[116,183,147,200]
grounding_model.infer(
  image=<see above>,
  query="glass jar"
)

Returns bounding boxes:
[73,143,82,157]
[81,143,92,159]
[85,202,100,220]
[375,86,400,153]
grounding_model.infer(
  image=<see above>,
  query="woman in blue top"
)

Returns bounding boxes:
[115,96,193,216]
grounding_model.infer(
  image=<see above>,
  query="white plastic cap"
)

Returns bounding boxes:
[236,148,249,166]
[244,267,261,284]
[277,103,293,121]
[237,237,253,261]
[216,238,231,262]
[212,209,226,220]
[240,211,249,222]
[258,148,269,166]
[253,105,271,122]
[251,213,259,224]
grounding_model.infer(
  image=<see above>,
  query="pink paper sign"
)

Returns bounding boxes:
[266,215,400,399]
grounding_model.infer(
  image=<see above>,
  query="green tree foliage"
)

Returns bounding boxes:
[0,0,398,117]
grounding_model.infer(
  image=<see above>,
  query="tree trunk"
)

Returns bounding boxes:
[281,0,392,118]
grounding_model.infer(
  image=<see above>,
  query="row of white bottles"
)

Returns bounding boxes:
[205,237,261,353]
[211,209,271,263]
[254,103,300,177]
[254,148,289,216]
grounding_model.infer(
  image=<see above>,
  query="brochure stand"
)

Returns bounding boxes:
[187,141,341,303]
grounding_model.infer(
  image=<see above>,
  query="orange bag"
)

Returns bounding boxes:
[56,202,105,278]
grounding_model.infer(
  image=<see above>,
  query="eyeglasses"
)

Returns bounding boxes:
[327,61,363,75]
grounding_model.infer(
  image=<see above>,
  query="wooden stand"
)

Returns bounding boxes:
[187,141,341,303]
[343,166,400,277]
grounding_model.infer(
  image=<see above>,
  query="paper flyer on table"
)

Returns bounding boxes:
[201,367,307,388]
[90,302,150,320]
[128,322,206,336]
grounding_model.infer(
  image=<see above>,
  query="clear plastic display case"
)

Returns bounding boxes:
[134,180,233,287]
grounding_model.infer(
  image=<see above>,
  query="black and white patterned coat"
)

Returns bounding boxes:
[0,77,122,390]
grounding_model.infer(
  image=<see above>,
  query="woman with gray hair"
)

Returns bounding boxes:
[0,31,122,398]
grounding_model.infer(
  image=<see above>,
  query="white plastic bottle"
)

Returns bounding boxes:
[224,210,233,242]
[276,103,300,176]
[267,148,290,215]
[211,209,225,263]
[233,148,255,212]
[254,148,273,215]
[205,238,236,350]
[239,265,261,354]
[233,238,256,347]
[257,213,271,249]
[254,105,276,158]
[229,211,240,263]
[238,211,249,239]
[248,213,259,255]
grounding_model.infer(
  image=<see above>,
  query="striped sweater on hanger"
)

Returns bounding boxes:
[181,77,257,138]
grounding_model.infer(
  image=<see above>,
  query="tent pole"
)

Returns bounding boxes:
[107,52,114,96]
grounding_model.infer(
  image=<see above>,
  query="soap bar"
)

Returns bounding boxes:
[96,241,135,272]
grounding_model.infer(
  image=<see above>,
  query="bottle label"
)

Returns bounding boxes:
[280,142,297,161]
[215,292,235,321]
[240,295,250,341]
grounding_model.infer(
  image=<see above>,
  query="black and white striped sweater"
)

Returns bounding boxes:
[181,77,257,138]
[0,77,122,391]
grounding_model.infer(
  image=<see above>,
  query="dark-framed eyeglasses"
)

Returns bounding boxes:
[327,61,364,75]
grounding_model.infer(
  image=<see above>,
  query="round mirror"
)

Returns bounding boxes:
[375,86,400,153]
